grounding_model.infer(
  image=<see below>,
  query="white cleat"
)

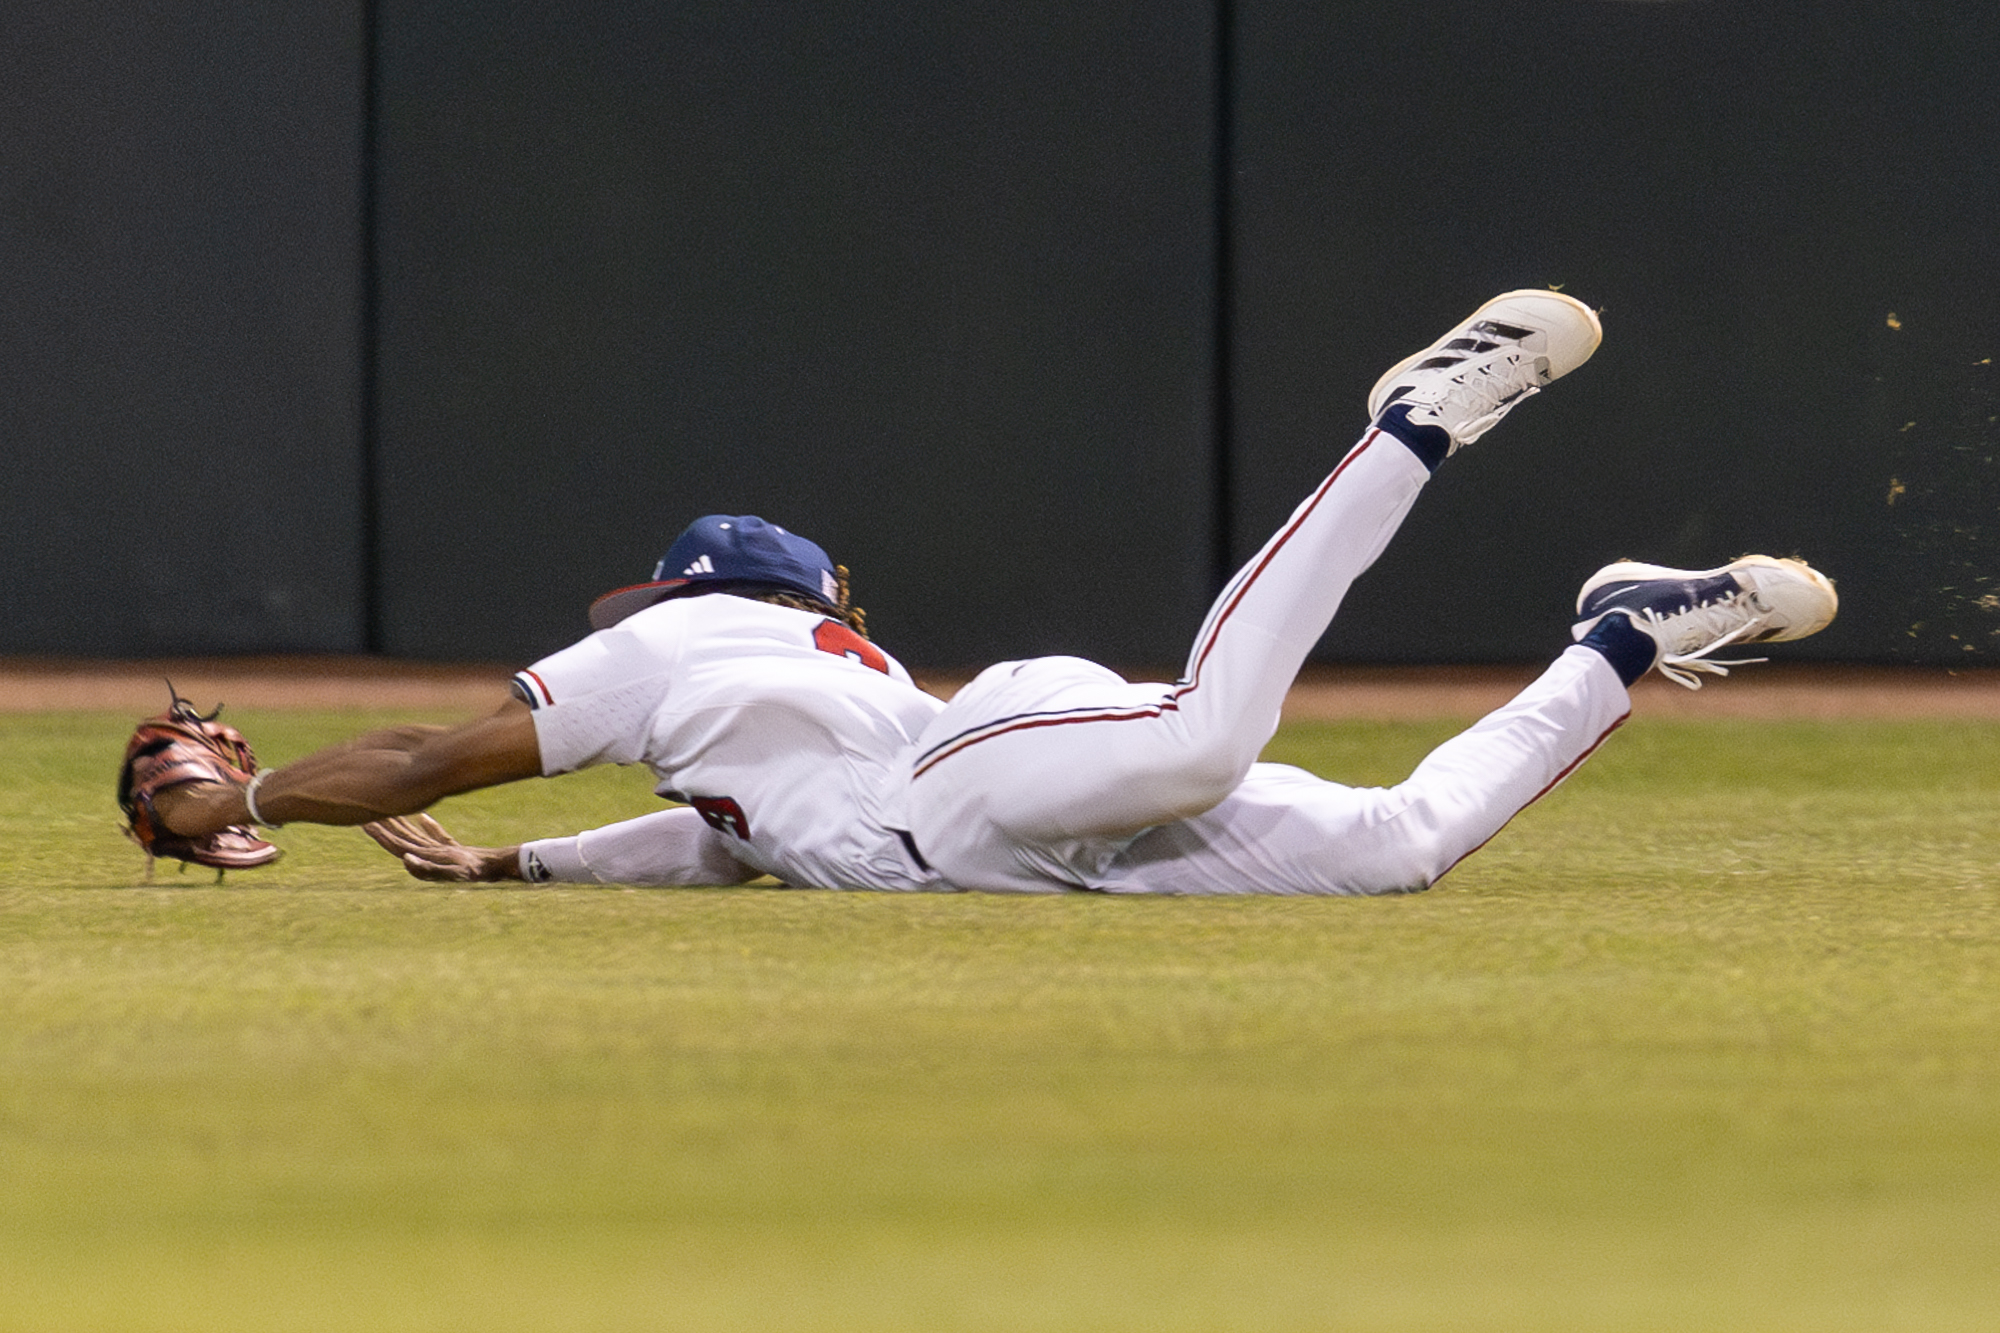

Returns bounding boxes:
[1572,555,1839,689]
[1367,289,1604,453]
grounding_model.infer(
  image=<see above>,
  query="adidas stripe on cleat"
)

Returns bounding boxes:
[1571,555,1839,690]
[1368,289,1603,452]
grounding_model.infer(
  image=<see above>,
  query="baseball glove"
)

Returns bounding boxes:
[117,687,279,871]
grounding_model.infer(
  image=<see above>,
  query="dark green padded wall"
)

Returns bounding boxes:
[1229,0,1998,663]
[371,1,1219,668]
[0,4,366,654]
[10,2,1994,668]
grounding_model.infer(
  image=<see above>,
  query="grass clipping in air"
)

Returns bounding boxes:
[3,709,2000,1331]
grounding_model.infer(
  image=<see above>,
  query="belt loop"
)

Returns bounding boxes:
[894,828,931,873]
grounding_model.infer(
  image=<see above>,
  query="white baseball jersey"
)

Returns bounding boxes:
[513,595,944,891]
[512,427,1633,896]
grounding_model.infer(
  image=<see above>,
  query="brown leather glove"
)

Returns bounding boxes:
[117,687,279,871]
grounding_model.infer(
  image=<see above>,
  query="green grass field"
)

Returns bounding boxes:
[4,708,2000,1331]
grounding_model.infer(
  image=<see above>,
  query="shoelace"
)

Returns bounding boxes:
[1434,349,1543,448]
[1631,597,1770,690]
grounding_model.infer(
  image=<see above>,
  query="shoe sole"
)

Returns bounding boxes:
[1577,555,1839,642]
[1367,289,1604,418]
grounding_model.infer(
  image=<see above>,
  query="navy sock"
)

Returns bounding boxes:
[1374,402,1452,472]
[1577,612,1658,687]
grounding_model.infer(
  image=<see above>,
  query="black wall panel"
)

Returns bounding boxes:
[373,1,1218,668]
[1231,0,2000,663]
[10,2,1996,668]
[0,4,365,654]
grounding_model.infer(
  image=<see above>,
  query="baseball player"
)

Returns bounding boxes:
[125,290,1837,895]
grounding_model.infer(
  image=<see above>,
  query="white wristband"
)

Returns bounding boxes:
[243,771,280,828]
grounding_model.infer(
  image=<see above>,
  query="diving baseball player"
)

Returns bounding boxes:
[125,290,1838,895]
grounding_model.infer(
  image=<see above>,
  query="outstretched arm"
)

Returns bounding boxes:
[154,698,544,837]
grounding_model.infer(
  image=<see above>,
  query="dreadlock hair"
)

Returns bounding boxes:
[748,563,870,639]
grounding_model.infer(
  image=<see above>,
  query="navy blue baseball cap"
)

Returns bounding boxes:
[588,515,841,630]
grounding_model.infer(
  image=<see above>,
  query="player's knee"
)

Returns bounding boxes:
[1160,749,1255,819]
[1351,876,1435,897]
[1341,826,1457,896]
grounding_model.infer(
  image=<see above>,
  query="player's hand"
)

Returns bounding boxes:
[362,814,522,883]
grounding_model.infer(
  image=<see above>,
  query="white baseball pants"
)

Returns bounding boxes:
[904,428,1633,895]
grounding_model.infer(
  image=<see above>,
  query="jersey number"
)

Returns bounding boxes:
[813,619,889,675]
[690,795,752,840]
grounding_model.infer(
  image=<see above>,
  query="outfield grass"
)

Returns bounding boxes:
[3,709,2000,1331]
